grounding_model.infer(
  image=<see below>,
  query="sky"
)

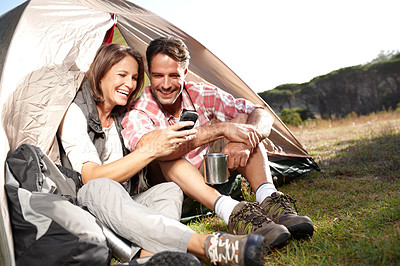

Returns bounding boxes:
[1,0,400,93]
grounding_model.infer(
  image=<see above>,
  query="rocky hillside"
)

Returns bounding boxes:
[259,54,400,119]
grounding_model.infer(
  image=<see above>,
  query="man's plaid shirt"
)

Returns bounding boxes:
[121,81,261,168]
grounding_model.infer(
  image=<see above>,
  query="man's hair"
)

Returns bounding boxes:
[85,43,145,112]
[146,36,190,71]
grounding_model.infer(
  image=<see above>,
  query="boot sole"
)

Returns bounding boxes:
[267,231,291,249]
[255,225,291,250]
[287,222,314,239]
[129,251,201,266]
[244,234,267,266]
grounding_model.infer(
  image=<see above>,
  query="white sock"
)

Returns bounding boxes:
[214,195,240,224]
[255,182,277,204]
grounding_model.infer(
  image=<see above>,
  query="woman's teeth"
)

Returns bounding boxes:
[117,89,129,96]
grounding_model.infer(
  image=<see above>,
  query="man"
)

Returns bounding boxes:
[122,36,314,249]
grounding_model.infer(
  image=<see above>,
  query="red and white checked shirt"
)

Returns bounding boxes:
[121,81,262,168]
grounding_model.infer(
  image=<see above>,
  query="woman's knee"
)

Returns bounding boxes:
[85,178,120,190]
[78,178,122,202]
[163,182,184,201]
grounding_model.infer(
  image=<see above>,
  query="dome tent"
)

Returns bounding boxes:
[0,0,319,264]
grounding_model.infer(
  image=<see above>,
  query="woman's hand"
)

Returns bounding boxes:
[137,121,197,158]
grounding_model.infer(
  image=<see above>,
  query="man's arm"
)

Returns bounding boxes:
[141,122,227,161]
[246,108,274,140]
[222,108,274,169]
[151,110,272,161]
[139,120,257,161]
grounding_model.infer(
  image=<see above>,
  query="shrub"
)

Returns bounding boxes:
[279,108,303,126]
[294,108,315,121]
[345,111,358,119]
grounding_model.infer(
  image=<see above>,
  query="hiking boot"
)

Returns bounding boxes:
[205,232,265,266]
[228,201,291,249]
[260,192,314,238]
[128,251,201,265]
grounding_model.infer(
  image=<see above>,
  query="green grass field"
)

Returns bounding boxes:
[188,110,400,265]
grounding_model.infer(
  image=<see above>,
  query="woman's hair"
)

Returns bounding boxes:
[85,43,145,112]
[146,36,190,72]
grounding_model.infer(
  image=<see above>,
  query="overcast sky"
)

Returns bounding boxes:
[2,0,400,93]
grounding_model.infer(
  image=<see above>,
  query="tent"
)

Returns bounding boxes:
[0,0,319,264]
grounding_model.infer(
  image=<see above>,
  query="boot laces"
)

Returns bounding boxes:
[233,203,270,227]
[273,193,299,214]
[207,232,239,265]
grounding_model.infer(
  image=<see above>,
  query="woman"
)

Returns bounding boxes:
[58,43,265,266]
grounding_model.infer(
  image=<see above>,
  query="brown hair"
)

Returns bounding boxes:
[85,43,145,112]
[146,36,190,72]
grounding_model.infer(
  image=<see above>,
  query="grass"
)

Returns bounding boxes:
[187,110,400,265]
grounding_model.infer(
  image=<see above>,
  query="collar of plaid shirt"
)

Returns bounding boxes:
[152,82,197,124]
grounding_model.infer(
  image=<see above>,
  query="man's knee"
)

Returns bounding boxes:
[230,113,248,123]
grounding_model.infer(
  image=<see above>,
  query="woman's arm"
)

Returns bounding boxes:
[81,121,197,184]
[80,146,157,184]
[60,104,197,184]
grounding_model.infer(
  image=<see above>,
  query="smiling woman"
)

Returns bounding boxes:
[97,55,139,127]
[85,44,144,117]
[58,44,146,184]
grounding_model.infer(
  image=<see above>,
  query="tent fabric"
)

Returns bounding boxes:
[113,6,310,158]
[0,4,31,265]
[0,0,318,265]
[0,1,113,264]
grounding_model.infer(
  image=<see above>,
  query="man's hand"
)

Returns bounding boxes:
[224,123,262,150]
[222,142,252,169]
[137,121,197,158]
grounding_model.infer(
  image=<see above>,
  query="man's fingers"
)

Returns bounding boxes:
[247,128,262,149]
[166,123,197,139]
[228,158,236,169]
[231,156,241,169]
[172,121,194,131]
[249,132,259,149]
[176,129,197,140]
[239,134,252,147]
[240,156,248,167]
[234,126,259,148]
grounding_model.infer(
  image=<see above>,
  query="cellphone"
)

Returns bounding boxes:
[178,110,198,131]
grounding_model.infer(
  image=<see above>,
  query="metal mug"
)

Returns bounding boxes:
[204,153,228,184]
